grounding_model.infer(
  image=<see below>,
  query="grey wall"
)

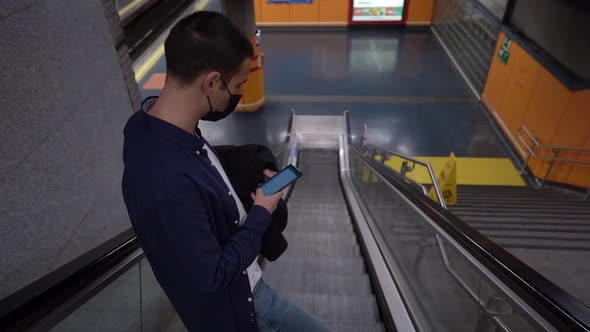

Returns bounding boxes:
[0,0,135,300]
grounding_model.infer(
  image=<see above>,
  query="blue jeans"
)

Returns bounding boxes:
[253,279,332,332]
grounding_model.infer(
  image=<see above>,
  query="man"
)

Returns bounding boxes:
[121,11,330,332]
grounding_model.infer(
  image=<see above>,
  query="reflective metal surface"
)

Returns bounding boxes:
[347,148,558,331]
[295,115,344,150]
[264,149,386,331]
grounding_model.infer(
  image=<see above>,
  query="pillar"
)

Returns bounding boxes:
[222,0,266,112]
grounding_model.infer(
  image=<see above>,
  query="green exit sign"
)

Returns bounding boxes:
[499,36,512,64]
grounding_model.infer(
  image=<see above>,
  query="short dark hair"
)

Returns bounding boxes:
[164,11,254,85]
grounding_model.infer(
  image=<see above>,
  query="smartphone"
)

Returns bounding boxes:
[260,164,303,196]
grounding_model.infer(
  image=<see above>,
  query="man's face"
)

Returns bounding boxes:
[209,58,252,112]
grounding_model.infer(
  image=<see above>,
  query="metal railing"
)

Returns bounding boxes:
[358,122,515,332]
[517,125,590,189]
[360,124,447,209]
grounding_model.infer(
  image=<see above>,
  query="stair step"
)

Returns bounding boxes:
[284,240,361,257]
[493,238,590,251]
[456,199,590,206]
[450,206,590,214]
[482,229,590,240]
[283,293,381,322]
[457,192,576,199]
[448,215,590,226]
[263,272,373,295]
[469,223,590,233]
[264,256,366,275]
[451,210,590,220]
[326,321,386,332]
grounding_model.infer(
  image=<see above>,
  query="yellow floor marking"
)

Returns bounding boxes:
[384,156,526,186]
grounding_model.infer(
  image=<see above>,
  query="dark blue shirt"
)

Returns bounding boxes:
[121,107,271,332]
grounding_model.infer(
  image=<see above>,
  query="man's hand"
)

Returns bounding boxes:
[263,169,277,181]
[251,188,283,214]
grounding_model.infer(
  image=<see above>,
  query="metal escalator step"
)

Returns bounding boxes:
[288,208,350,216]
[264,256,366,275]
[284,240,361,257]
[263,272,373,295]
[287,214,351,225]
[288,222,355,234]
[288,194,345,202]
[326,320,386,332]
[286,202,348,210]
[283,293,381,322]
[285,232,358,245]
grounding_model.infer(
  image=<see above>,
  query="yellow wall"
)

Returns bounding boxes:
[406,0,434,26]
[483,32,590,189]
[255,0,349,27]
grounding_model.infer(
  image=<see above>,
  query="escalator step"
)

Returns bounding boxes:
[264,256,366,275]
[285,232,358,245]
[287,202,348,210]
[287,222,355,234]
[287,214,351,224]
[326,321,386,332]
[263,272,373,295]
[284,240,361,257]
[284,293,381,322]
[288,209,350,218]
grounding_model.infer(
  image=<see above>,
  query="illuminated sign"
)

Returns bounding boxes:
[352,0,405,22]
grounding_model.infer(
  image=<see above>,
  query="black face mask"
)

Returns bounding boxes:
[201,78,242,122]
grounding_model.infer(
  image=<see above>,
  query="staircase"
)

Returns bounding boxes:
[451,185,590,252]
[263,150,386,332]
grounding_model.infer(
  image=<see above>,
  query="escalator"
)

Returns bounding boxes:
[3,112,590,332]
[264,150,385,331]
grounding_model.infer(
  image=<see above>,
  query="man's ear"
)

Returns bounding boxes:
[201,71,222,96]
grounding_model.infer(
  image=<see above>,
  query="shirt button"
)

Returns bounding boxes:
[228,191,232,196]
[248,297,252,302]
[234,220,239,224]
[243,270,247,275]
[196,150,200,155]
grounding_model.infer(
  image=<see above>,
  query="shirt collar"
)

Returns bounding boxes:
[140,96,205,151]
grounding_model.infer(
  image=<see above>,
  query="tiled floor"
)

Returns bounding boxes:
[138,29,510,157]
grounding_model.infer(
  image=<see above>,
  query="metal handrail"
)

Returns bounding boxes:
[360,124,447,209]
[357,124,515,331]
[282,109,298,200]
[517,125,590,188]
[350,144,513,332]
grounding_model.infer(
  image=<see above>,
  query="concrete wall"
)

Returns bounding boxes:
[0,0,135,300]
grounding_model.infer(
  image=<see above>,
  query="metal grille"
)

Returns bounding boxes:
[432,0,502,95]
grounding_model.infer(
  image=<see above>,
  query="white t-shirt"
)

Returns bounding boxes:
[202,144,262,291]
